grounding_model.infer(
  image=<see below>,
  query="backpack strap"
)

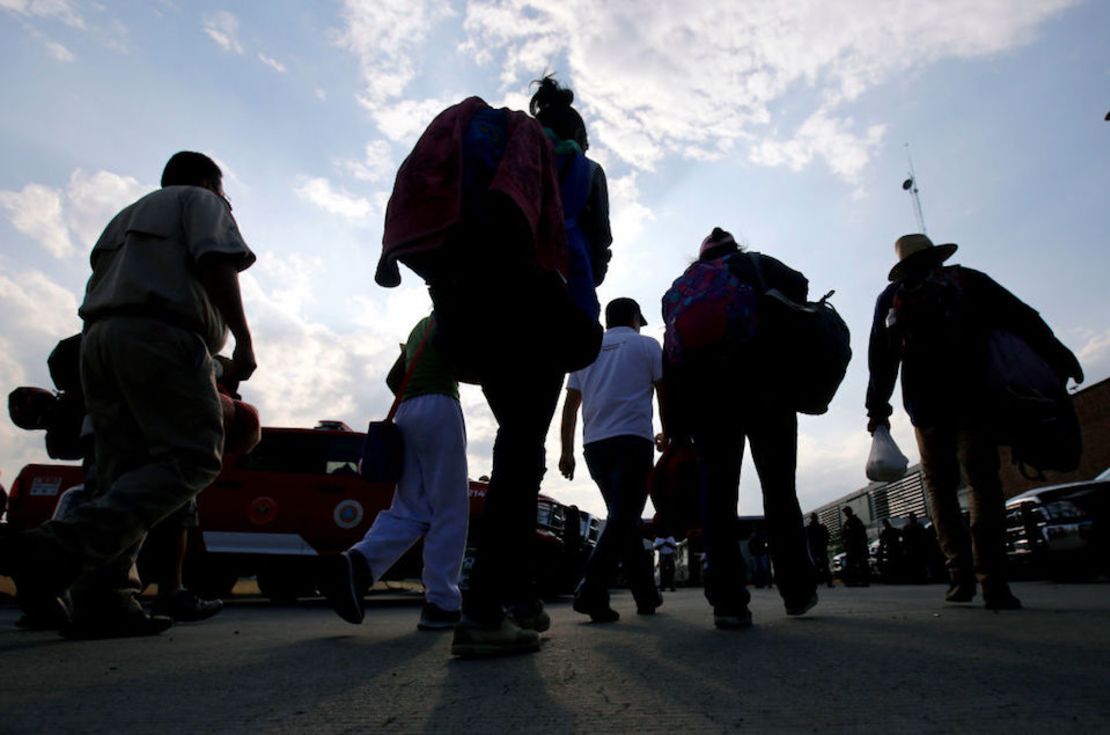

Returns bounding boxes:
[385,319,434,422]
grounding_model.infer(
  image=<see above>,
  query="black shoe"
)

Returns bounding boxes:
[510,601,551,632]
[153,589,223,622]
[785,591,819,616]
[417,602,461,631]
[451,615,541,658]
[713,605,753,629]
[945,581,976,603]
[573,595,620,623]
[61,611,173,640]
[320,550,371,624]
[984,592,1022,611]
[14,595,71,631]
[637,591,664,615]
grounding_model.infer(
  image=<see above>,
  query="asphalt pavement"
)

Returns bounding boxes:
[2,581,1109,734]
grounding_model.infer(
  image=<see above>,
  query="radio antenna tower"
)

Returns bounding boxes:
[901,143,927,234]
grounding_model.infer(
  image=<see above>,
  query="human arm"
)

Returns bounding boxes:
[579,161,613,286]
[654,380,668,452]
[559,388,583,480]
[865,285,899,433]
[971,270,1084,384]
[197,255,255,382]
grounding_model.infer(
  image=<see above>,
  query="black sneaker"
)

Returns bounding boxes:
[61,611,174,640]
[320,550,372,624]
[510,601,551,632]
[573,594,620,623]
[945,581,977,603]
[713,605,753,629]
[451,615,541,658]
[984,591,1023,611]
[153,589,223,623]
[637,590,664,615]
[417,602,461,631]
[785,591,819,616]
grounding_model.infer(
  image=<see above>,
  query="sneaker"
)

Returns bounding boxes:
[320,550,372,625]
[945,581,977,603]
[451,615,541,658]
[61,611,174,640]
[984,592,1023,611]
[573,594,620,623]
[417,602,461,631]
[153,589,223,623]
[713,605,753,630]
[511,602,551,633]
[637,591,664,616]
[14,595,71,631]
[785,591,819,616]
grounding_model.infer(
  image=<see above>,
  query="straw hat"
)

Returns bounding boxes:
[888,233,958,281]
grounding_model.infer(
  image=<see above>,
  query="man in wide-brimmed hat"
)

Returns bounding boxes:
[865,233,1083,610]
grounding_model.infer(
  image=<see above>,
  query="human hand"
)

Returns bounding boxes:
[231,338,257,383]
[654,433,669,452]
[558,452,575,481]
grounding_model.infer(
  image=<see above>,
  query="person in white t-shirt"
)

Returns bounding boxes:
[559,298,665,622]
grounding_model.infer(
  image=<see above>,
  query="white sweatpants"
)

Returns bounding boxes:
[351,393,468,611]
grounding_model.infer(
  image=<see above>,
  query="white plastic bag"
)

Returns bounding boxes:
[866,425,909,482]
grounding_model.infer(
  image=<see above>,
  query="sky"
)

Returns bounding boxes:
[1,0,1108,519]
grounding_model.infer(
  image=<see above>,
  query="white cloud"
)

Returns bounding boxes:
[608,172,654,247]
[1076,328,1110,385]
[335,0,455,110]
[340,140,394,183]
[1,0,85,28]
[258,52,286,73]
[458,0,1075,180]
[370,96,460,145]
[44,40,74,62]
[294,177,373,219]
[0,184,73,257]
[203,10,244,54]
[314,88,328,101]
[64,169,147,249]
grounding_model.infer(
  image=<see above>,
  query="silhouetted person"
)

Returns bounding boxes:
[560,298,664,622]
[662,227,818,629]
[0,151,256,638]
[654,535,678,591]
[841,507,870,587]
[805,513,834,588]
[866,234,1083,609]
[372,77,608,657]
[900,512,930,584]
[748,529,772,588]
[878,519,903,583]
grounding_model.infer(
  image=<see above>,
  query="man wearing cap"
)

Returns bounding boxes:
[866,233,1083,610]
[559,297,664,621]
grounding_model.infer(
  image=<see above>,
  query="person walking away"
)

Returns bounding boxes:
[661,227,818,629]
[324,315,469,631]
[877,519,903,583]
[900,511,930,584]
[805,512,834,588]
[840,507,870,587]
[559,297,664,622]
[654,535,678,591]
[0,151,256,638]
[866,233,1083,609]
[370,83,609,657]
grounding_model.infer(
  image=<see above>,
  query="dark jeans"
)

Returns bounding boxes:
[914,420,1008,594]
[689,394,814,611]
[461,362,565,623]
[579,435,656,607]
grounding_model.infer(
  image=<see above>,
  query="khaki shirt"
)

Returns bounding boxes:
[79,186,255,352]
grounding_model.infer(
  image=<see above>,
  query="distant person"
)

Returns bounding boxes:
[747,529,772,589]
[654,535,678,591]
[661,227,818,629]
[840,507,870,587]
[0,151,256,638]
[323,315,469,631]
[560,297,664,622]
[866,234,1083,609]
[805,513,834,588]
[877,519,903,583]
[373,81,608,657]
[900,511,930,584]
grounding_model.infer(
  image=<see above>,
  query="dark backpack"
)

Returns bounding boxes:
[985,329,1081,479]
[750,254,852,416]
[661,256,760,367]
